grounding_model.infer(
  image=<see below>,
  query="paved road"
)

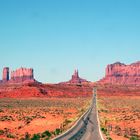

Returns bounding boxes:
[54,90,104,140]
[80,93,103,140]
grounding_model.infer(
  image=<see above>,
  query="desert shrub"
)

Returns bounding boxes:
[0,130,4,135]
[7,133,15,138]
[101,109,108,113]
[24,132,30,140]
[64,119,72,125]
[0,109,4,113]
[41,133,46,138]
[124,134,129,138]
[54,129,61,135]
[0,116,14,121]
[41,116,46,119]
[31,134,40,140]
[130,136,139,140]
[41,130,51,138]
[18,125,23,129]
[101,127,107,135]
[107,137,112,140]
[25,116,33,124]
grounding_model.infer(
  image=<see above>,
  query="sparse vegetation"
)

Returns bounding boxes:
[0,97,91,139]
[31,133,40,140]
[130,136,139,140]
[54,128,62,136]
[42,130,51,138]
[0,130,4,135]
[7,133,15,138]
[98,95,140,140]
[101,127,107,135]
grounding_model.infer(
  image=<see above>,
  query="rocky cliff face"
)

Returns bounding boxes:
[2,67,9,82]
[10,68,34,83]
[100,61,140,85]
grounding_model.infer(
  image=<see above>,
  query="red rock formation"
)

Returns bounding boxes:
[100,61,140,85]
[60,69,89,84]
[70,70,81,83]
[2,67,9,82]
[10,67,34,83]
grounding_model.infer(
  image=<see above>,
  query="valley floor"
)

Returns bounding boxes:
[0,97,91,140]
[98,94,140,140]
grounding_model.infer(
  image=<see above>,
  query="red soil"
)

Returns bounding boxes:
[97,84,140,140]
[0,82,93,98]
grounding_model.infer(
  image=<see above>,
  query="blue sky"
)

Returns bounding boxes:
[0,0,140,83]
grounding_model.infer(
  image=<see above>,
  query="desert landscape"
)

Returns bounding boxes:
[0,0,140,139]
[0,69,93,140]
[97,85,140,140]
[1,62,140,140]
[0,96,91,140]
[97,62,140,140]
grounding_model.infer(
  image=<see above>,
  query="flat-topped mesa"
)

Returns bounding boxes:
[10,67,34,83]
[105,62,126,77]
[100,61,140,85]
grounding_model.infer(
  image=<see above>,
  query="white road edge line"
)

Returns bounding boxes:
[53,92,104,140]
[96,96,104,140]
[52,103,92,140]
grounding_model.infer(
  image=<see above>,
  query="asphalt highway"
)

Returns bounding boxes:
[54,91,104,140]
[80,93,103,140]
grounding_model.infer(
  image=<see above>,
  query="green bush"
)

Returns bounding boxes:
[130,136,139,140]
[31,134,40,140]
[0,130,4,135]
[7,133,15,138]
[54,129,61,135]
[41,130,51,138]
[107,137,112,140]
[101,127,107,135]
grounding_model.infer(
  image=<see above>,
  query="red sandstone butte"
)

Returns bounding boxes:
[60,69,89,84]
[2,67,9,82]
[100,61,140,85]
[10,67,34,83]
